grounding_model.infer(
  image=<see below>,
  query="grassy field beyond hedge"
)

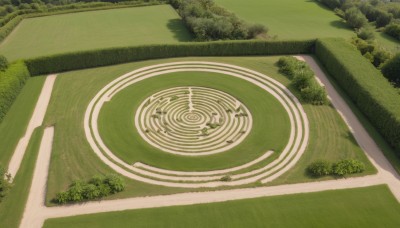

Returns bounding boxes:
[214,0,354,40]
[43,185,400,228]
[0,5,192,61]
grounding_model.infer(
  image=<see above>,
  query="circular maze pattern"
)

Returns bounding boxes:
[135,87,252,156]
[84,61,309,188]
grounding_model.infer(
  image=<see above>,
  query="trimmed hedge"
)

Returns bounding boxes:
[25,39,315,75]
[0,61,31,123]
[315,38,400,154]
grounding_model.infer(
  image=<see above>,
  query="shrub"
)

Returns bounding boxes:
[381,54,400,87]
[0,61,31,123]
[307,160,332,177]
[0,165,11,202]
[25,40,315,76]
[315,38,400,154]
[356,27,375,40]
[53,174,125,204]
[385,23,400,41]
[332,159,365,176]
[376,10,393,28]
[0,55,8,71]
[220,175,232,182]
[344,7,368,29]
[277,56,328,105]
[104,174,125,193]
[372,49,391,68]
[173,0,267,40]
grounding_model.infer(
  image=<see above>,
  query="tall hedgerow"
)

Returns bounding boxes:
[315,38,400,154]
[0,61,31,123]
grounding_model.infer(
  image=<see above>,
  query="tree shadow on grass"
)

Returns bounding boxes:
[166,19,194,42]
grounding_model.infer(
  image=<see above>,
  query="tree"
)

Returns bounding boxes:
[345,7,368,29]
[381,54,400,87]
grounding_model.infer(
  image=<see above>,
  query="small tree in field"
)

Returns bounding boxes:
[345,7,368,29]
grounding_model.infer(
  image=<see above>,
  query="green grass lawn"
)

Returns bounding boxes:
[0,5,192,61]
[214,0,354,40]
[0,76,45,167]
[99,71,290,171]
[0,127,43,228]
[42,56,374,203]
[43,185,400,228]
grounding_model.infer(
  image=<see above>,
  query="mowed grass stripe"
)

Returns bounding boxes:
[43,185,400,228]
[0,5,192,61]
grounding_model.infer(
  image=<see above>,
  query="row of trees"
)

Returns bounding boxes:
[54,174,125,204]
[318,0,400,41]
[169,0,267,41]
[277,57,328,105]
[307,159,365,177]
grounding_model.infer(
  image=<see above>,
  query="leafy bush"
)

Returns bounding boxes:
[54,174,125,204]
[0,166,11,202]
[277,56,328,105]
[385,22,400,41]
[332,159,365,176]
[220,175,232,182]
[316,0,342,9]
[0,55,8,72]
[25,40,315,76]
[381,54,400,87]
[345,7,368,29]
[356,27,375,40]
[307,160,332,177]
[375,10,393,28]
[0,61,31,123]
[315,38,400,154]
[171,0,267,40]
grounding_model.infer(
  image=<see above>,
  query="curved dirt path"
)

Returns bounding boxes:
[7,74,56,180]
[19,58,400,227]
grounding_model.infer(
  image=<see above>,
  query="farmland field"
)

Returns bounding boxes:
[43,185,400,228]
[0,5,192,61]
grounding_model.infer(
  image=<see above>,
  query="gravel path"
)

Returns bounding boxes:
[19,58,400,227]
[7,75,56,180]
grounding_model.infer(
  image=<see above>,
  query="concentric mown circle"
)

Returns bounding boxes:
[84,61,309,188]
[135,86,252,155]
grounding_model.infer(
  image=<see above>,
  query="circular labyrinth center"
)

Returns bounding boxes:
[135,86,253,155]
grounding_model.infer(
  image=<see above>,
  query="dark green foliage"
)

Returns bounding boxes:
[350,37,392,68]
[170,0,267,40]
[381,54,400,87]
[344,7,368,29]
[307,160,332,177]
[356,27,375,40]
[0,61,30,123]
[277,56,328,105]
[315,38,400,155]
[0,55,8,71]
[0,165,11,203]
[332,159,365,176]
[375,10,392,27]
[307,159,365,177]
[54,174,125,204]
[316,0,342,9]
[384,22,400,41]
[220,175,231,182]
[25,40,315,76]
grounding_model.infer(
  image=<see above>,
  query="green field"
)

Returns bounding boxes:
[215,0,354,40]
[43,185,400,228]
[99,71,290,171]
[42,56,374,203]
[0,77,45,167]
[0,5,192,61]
